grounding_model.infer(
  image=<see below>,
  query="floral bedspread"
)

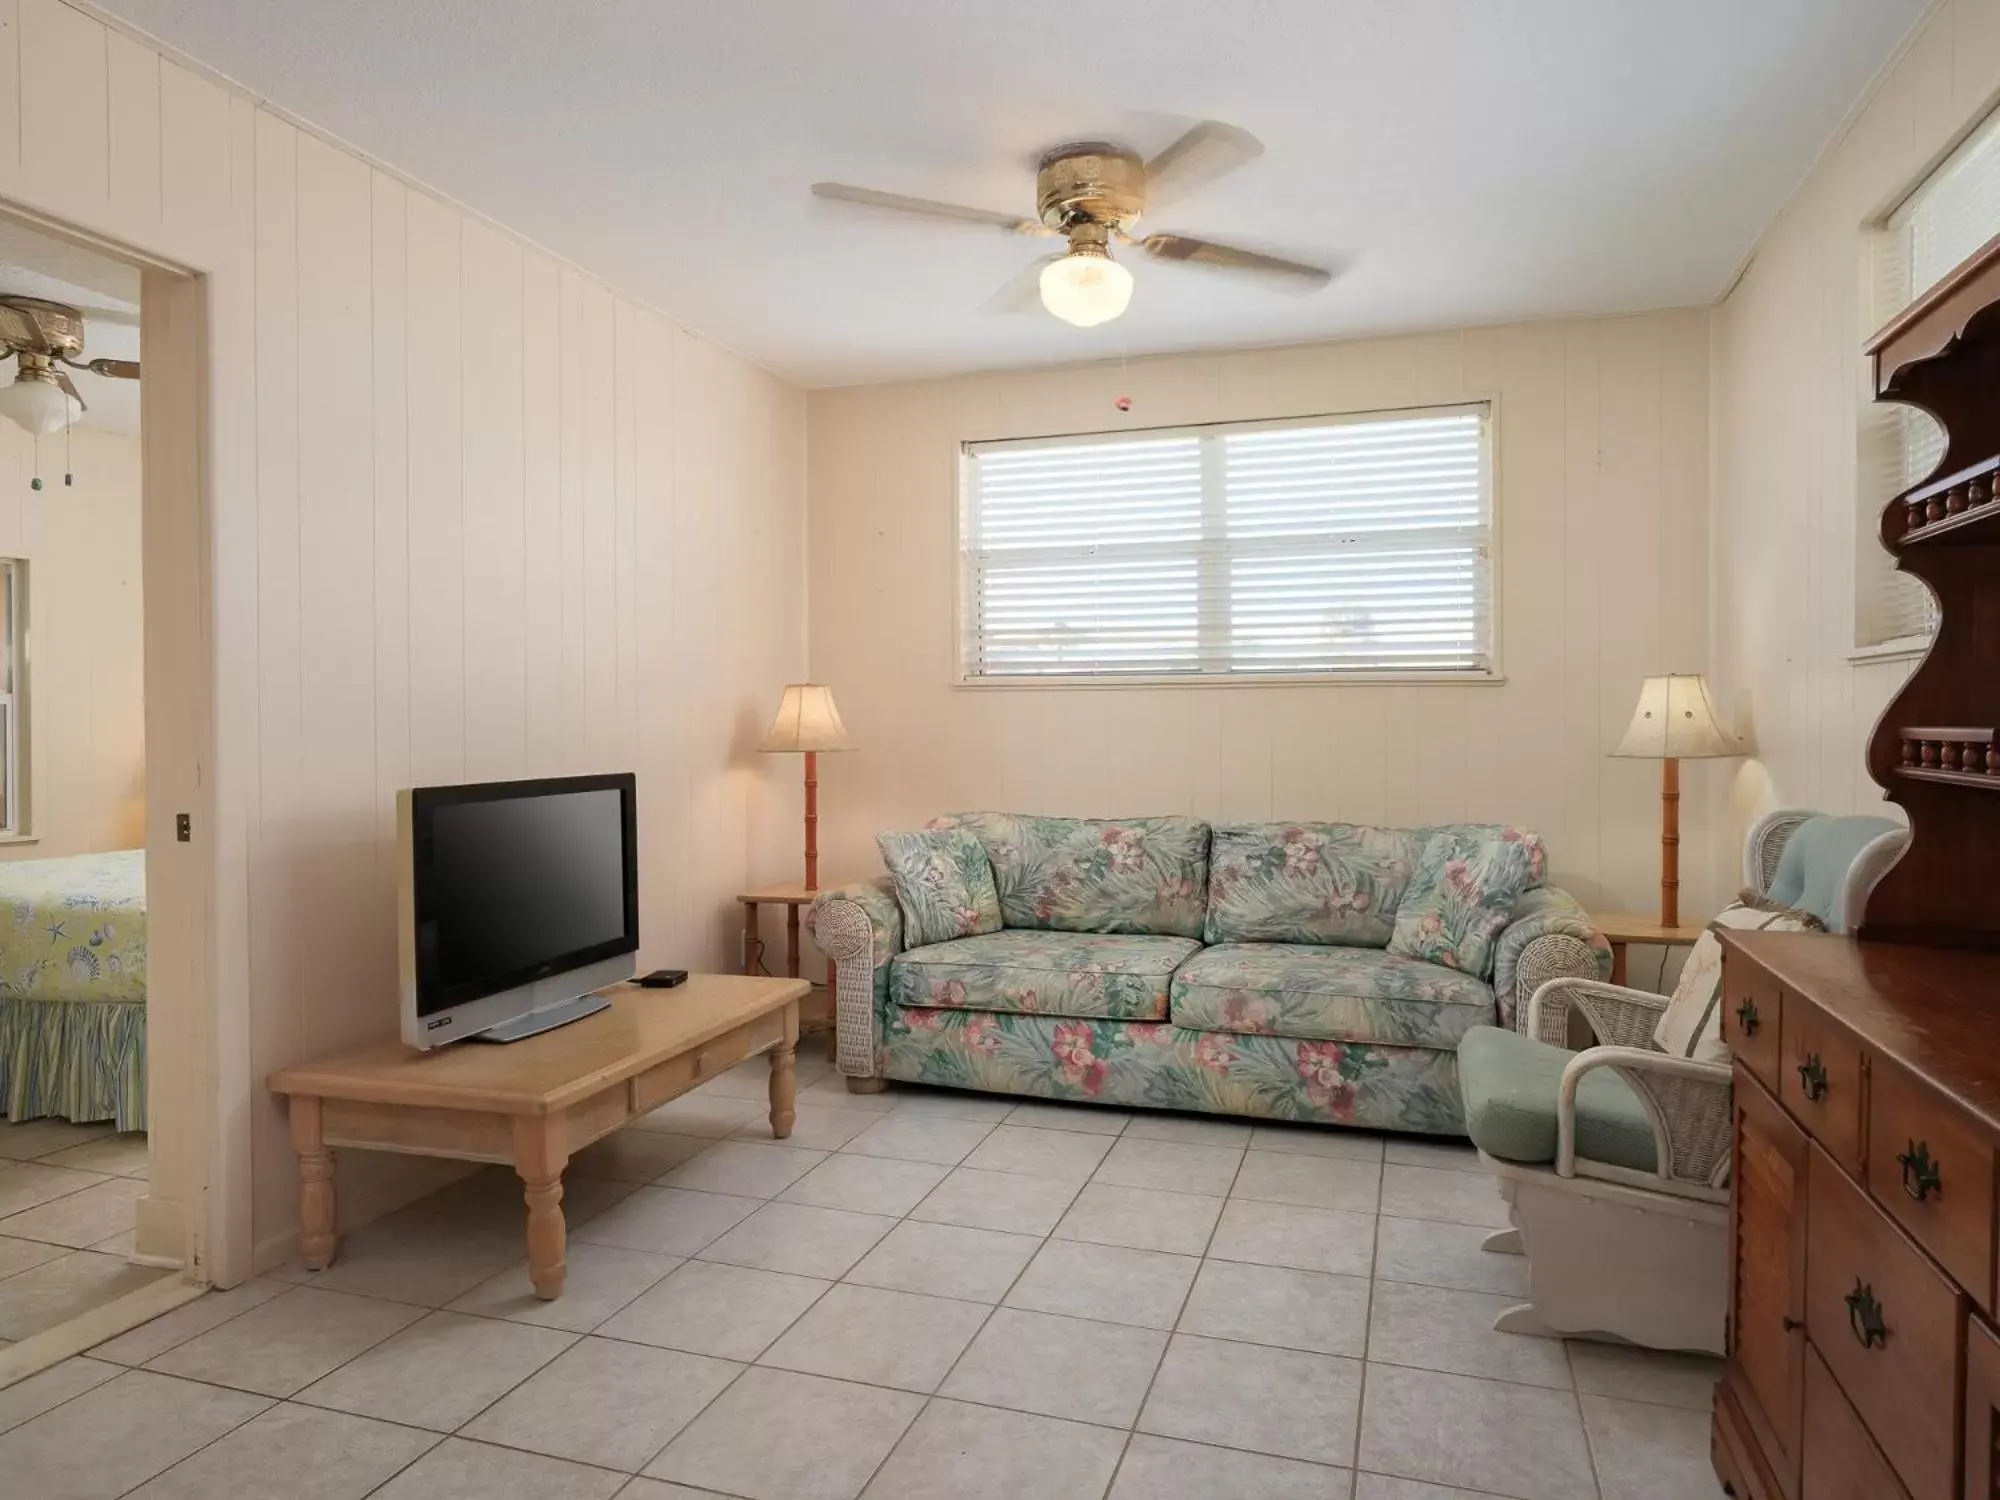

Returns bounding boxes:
[0,850,147,1003]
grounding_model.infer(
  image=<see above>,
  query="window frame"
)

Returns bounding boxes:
[951,400,1504,689]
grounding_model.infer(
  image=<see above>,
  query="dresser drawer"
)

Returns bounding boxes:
[1723,957,1784,1094]
[1805,1146,1964,1500]
[1866,1058,1996,1314]
[1800,1343,1910,1500]
[1967,1313,2000,1500]
[1782,1002,1864,1172]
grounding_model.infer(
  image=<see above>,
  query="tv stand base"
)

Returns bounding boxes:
[471,990,612,1043]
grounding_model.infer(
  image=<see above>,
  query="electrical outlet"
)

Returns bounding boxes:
[175,813,191,842]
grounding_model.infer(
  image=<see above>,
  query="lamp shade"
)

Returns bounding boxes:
[759,683,855,754]
[1611,673,1739,760]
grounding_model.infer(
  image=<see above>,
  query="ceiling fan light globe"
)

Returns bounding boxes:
[0,371,78,436]
[1039,250,1133,328]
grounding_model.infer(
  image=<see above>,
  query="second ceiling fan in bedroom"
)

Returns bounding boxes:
[812,120,1334,328]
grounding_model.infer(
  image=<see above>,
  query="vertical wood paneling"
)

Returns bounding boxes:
[105,29,159,231]
[20,0,105,209]
[370,172,410,849]
[520,250,563,772]
[158,60,229,245]
[403,192,465,785]
[0,0,21,173]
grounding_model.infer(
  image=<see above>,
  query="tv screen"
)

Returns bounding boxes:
[408,773,638,1018]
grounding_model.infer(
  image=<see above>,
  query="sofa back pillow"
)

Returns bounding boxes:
[1204,822,1425,947]
[1413,823,1548,888]
[1654,895,1824,1065]
[928,813,1210,938]
[1387,830,1539,978]
[877,829,1003,948]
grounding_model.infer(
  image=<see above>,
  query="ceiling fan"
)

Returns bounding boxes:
[812,120,1333,328]
[0,295,139,436]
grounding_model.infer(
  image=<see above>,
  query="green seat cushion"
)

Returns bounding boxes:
[1457,1025,1659,1173]
[889,930,1201,1021]
[1171,942,1494,1048]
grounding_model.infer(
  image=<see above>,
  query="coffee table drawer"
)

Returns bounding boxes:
[630,1013,785,1115]
[1782,1002,1863,1172]
[1866,1058,1996,1314]
[1806,1145,1964,1500]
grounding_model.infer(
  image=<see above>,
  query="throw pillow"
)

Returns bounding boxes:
[1653,894,1824,1065]
[1388,830,1538,978]
[876,829,1003,948]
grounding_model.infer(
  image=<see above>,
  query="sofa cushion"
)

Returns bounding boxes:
[929,813,1210,938]
[1169,942,1495,1049]
[1457,1025,1658,1174]
[876,828,1002,947]
[1389,830,1540,980]
[1204,823,1422,947]
[889,929,1202,1021]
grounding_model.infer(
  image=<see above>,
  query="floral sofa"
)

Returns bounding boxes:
[806,815,1610,1136]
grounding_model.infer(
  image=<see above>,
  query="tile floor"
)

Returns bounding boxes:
[0,1117,166,1352]
[0,1054,1727,1498]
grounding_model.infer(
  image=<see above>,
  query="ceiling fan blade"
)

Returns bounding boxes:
[1137,233,1332,291]
[1142,121,1263,210]
[51,368,87,413]
[77,357,139,380]
[811,182,1053,237]
[980,255,1061,314]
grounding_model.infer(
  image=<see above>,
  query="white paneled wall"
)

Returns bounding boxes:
[1710,0,2000,885]
[0,0,808,1265]
[807,311,1714,922]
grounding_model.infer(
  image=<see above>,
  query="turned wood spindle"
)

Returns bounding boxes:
[1987,743,1999,774]
[1928,492,1950,523]
[1944,740,1963,771]
[1902,737,1920,767]
[1973,475,1992,508]
[1922,740,1942,768]
[1909,497,1930,531]
[1950,484,1971,514]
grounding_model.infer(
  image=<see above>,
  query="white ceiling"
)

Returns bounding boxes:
[0,219,140,435]
[98,0,1925,388]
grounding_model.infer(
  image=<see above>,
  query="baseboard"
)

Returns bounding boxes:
[131,1192,185,1267]
[0,1272,204,1390]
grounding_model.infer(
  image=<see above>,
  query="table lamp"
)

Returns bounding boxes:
[759,683,855,891]
[1610,673,1739,928]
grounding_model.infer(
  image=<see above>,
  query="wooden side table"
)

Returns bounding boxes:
[1588,910,1707,988]
[738,881,839,1058]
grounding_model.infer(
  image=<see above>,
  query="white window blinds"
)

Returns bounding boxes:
[960,405,1494,681]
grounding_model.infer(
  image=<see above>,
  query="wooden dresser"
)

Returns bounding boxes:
[1714,930,2000,1500]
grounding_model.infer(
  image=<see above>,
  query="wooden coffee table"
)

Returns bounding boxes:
[267,974,809,1300]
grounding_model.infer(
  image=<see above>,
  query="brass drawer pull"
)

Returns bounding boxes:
[1898,1139,1943,1202]
[1781,1315,1803,1332]
[1797,1053,1828,1102]
[1735,997,1759,1037]
[1845,1280,1888,1350]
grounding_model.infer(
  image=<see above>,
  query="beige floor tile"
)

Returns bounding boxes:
[1092,1136,1244,1196]
[1367,1279,1573,1389]
[0,1160,108,1217]
[845,1219,1042,1303]
[1373,1215,1531,1297]
[596,1258,830,1360]
[1110,1433,1351,1499]
[839,1113,995,1165]
[1383,1137,1484,1173]
[1053,1182,1223,1256]
[1379,1164,1511,1228]
[1357,1363,1595,1500]
[1207,1198,1377,1276]
[1000,1099,1132,1135]
[90,1227,137,1257]
[797,1076,903,1114]
[780,1153,949,1216]
[40,1132,151,1178]
[962,1123,1116,1182]
[0,1174,146,1246]
[294,1203,528,1308]
[1248,1123,1386,1161]
[1178,1259,1370,1357]
[1568,1340,1723,1410]
[0,1368,272,1498]
[632,1093,769,1138]
[0,1248,171,1341]
[294,1309,577,1431]
[1139,1332,1361,1466]
[371,1436,626,1499]
[616,1481,743,1499]
[1005,1237,1200,1330]
[90,1276,291,1365]
[907,1165,1081,1236]
[1582,1392,1728,1498]
[864,1398,1127,1499]
[697,1201,896,1278]
[146,1285,427,1397]
[446,1241,681,1332]
[876,1088,1015,1123]
[1233,1149,1382,1212]
[462,1336,742,1472]
[125,1401,442,1499]
[0,1354,119,1435]
[759,1282,990,1392]
[1121,1113,1255,1149]
[942,1306,1167,1426]
[732,1103,879,1151]
[647,1366,923,1500]
[656,1140,826,1198]
[568,1129,711,1184]
[0,1230,65,1279]
[0,1118,115,1160]
[1355,1476,1511,1499]
[570,1186,762,1257]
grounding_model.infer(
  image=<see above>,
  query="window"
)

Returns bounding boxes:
[1857,104,2000,649]
[0,559,24,834]
[959,404,1494,682]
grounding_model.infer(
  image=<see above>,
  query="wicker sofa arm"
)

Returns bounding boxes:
[1492,888,1613,1036]
[1557,1046,1732,1198]
[1527,977,1669,1050]
[805,879,902,1080]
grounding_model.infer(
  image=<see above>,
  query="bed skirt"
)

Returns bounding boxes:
[0,997,146,1132]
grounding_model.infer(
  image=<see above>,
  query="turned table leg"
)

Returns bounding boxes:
[769,1002,799,1140]
[514,1116,570,1300]
[290,1094,339,1271]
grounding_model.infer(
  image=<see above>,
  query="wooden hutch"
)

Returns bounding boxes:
[1712,236,2000,1500]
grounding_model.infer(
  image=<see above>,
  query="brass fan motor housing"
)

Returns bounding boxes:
[1036,142,1146,233]
[0,296,85,361]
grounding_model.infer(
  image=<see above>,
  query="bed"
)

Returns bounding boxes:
[0,850,146,1131]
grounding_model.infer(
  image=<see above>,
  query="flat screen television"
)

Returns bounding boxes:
[397,772,638,1048]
